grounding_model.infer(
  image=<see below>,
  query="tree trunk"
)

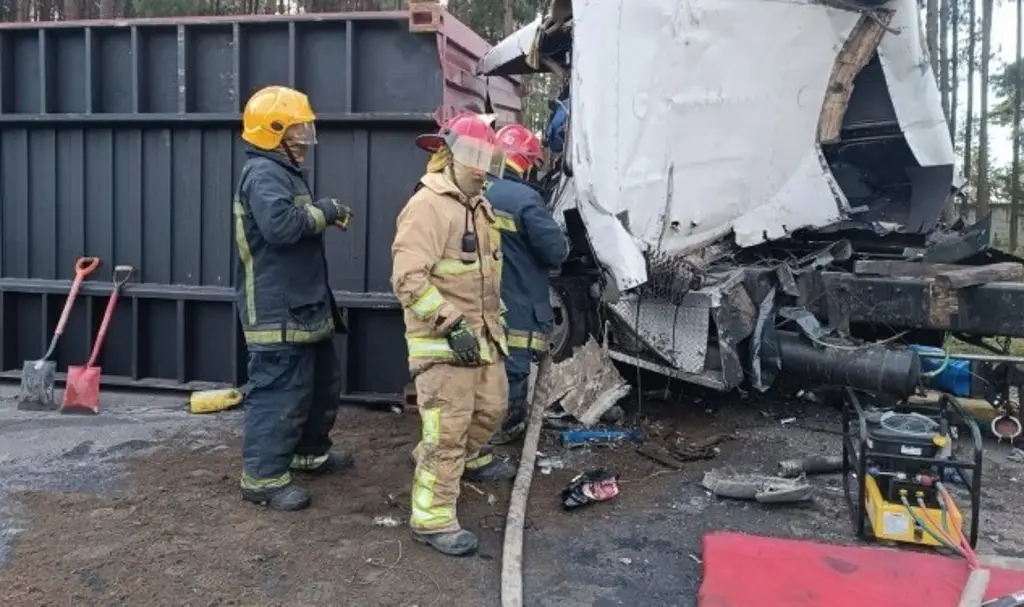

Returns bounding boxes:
[99,0,116,19]
[964,0,977,215]
[927,0,940,75]
[940,0,950,120]
[63,0,81,20]
[951,0,960,141]
[1011,0,1023,251]
[502,0,514,36]
[977,0,994,219]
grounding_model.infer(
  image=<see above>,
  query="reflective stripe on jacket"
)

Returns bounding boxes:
[391,172,508,373]
[485,174,569,352]
[233,148,343,349]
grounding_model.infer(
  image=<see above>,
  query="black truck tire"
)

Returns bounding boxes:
[548,277,594,363]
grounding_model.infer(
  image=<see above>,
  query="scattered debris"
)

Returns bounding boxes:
[601,404,627,425]
[636,433,731,469]
[779,417,796,426]
[777,455,843,478]
[673,434,732,461]
[536,456,565,475]
[796,390,820,404]
[688,553,702,565]
[562,469,620,510]
[535,338,631,427]
[619,557,633,565]
[487,493,497,506]
[701,469,813,504]
[372,515,402,528]
[1010,448,1024,465]
[636,443,686,470]
[561,429,645,448]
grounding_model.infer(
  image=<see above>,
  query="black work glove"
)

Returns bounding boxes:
[315,198,354,231]
[446,317,481,365]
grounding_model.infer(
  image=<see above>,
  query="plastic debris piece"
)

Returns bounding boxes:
[561,429,645,447]
[561,469,620,510]
[537,456,565,475]
[701,469,812,503]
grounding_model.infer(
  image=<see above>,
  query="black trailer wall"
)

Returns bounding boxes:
[0,12,516,398]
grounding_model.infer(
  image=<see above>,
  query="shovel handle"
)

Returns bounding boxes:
[53,257,102,339]
[113,265,135,287]
[75,257,101,278]
[86,265,134,368]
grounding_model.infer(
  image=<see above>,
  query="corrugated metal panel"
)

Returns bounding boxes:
[0,10,521,399]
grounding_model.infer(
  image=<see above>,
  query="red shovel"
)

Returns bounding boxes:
[61,265,135,415]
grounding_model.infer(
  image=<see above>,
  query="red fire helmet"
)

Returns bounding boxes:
[416,111,498,153]
[495,123,543,174]
[415,112,504,176]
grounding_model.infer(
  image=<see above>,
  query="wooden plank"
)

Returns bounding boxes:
[934,262,1024,290]
[853,260,966,278]
[817,9,894,144]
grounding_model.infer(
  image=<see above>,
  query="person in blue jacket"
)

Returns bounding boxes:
[487,123,570,444]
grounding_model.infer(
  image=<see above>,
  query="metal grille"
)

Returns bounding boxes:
[638,249,703,304]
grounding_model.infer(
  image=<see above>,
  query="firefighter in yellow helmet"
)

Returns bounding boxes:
[234,85,355,511]
[391,112,517,556]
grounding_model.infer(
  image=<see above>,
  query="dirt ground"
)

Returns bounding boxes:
[3,383,1024,607]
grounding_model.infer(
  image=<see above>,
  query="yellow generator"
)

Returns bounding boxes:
[842,389,981,549]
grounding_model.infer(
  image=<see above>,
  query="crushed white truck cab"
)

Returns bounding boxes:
[481,0,954,293]
[477,0,1006,399]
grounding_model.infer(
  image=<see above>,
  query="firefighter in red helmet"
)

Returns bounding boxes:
[487,123,569,445]
[390,112,518,557]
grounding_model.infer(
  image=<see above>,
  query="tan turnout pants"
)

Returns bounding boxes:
[410,361,508,534]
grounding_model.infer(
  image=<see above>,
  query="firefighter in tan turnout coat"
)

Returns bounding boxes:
[390,112,518,557]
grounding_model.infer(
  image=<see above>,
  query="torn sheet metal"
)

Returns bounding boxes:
[570,0,860,260]
[876,0,956,169]
[477,0,572,76]
[552,175,649,291]
[476,17,544,76]
[536,338,631,426]
[709,274,758,388]
[750,287,781,392]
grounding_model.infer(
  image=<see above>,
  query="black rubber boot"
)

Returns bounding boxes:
[241,484,312,511]
[489,402,527,446]
[292,450,354,476]
[413,529,479,557]
[462,455,518,482]
[488,419,526,446]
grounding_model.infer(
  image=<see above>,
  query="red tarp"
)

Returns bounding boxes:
[698,531,1024,606]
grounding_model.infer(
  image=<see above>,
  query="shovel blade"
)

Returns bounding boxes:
[61,365,101,415]
[17,359,58,411]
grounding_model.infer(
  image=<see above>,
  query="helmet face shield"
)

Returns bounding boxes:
[284,121,317,146]
[448,135,505,179]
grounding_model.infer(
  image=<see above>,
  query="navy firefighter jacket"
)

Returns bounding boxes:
[233,147,345,350]
[485,173,569,350]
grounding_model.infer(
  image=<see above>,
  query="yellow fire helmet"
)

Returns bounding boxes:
[241,85,317,151]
